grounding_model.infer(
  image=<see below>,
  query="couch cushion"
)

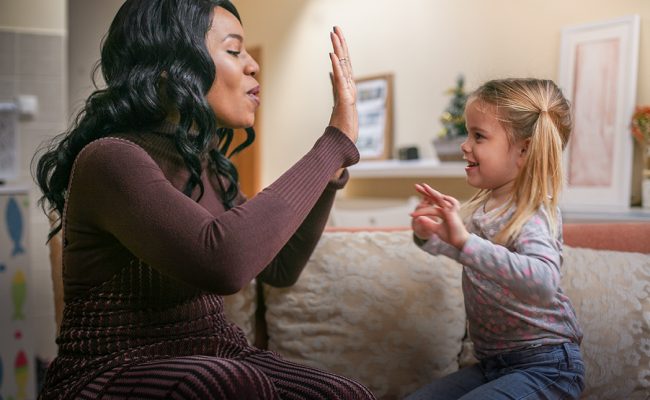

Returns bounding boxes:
[561,246,650,400]
[222,280,257,345]
[263,230,466,399]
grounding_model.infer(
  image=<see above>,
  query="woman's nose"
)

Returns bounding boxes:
[246,55,260,77]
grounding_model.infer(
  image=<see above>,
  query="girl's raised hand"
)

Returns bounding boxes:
[411,183,469,249]
[410,184,448,242]
[328,26,358,144]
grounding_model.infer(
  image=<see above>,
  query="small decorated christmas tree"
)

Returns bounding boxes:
[433,75,468,161]
[439,75,468,139]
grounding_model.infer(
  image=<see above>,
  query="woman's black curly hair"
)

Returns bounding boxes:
[34,0,254,241]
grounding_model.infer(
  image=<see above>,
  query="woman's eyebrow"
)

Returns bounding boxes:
[222,33,243,42]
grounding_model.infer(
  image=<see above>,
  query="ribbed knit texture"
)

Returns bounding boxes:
[41,261,250,398]
[266,127,359,219]
[39,125,374,399]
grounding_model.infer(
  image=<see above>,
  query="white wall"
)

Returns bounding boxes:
[0,0,66,33]
[234,0,650,187]
[66,0,650,191]
[68,0,123,117]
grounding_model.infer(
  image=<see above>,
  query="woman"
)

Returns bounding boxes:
[34,0,373,398]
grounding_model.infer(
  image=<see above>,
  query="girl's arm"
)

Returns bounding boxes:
[414,234,461,260]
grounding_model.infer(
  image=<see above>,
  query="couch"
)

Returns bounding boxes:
[49,222,650,399]
[222,222,650,400]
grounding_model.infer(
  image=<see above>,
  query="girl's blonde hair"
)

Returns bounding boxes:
[461,78,572,245]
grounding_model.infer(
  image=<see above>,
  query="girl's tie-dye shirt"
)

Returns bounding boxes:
[417,204,583,359]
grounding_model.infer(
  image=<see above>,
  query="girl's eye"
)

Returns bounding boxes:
[227,50,241,57]
[474,132,484,140]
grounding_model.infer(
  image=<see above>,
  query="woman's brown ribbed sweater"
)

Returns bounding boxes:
[39,124,367,399]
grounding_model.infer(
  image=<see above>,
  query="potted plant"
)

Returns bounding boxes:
[433,75,468,162]
[631,106,650,208]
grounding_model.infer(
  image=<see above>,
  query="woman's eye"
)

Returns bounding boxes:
[227,50,241,57]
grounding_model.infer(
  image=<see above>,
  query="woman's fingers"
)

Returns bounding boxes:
[327,26,358,141]
[329,31,349,82]
[333,26,353,77]
[329,52,344,89]
[334,27,350,60]
[330,27,355,103]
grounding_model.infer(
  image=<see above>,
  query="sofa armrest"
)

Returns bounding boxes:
[563,222,650,253]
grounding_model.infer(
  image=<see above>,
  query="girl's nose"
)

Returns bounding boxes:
[460,138,470,154]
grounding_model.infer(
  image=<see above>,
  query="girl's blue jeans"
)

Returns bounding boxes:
[404,342,585,400]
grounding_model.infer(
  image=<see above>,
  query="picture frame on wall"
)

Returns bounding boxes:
[558,15,640,211]
[355,74,393,160]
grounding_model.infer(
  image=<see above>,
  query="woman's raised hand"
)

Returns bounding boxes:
[328,26,358,144]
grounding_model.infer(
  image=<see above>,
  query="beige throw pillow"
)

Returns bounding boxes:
[222,280,257,345]
[562,246,650,400]
[263,230,466,399]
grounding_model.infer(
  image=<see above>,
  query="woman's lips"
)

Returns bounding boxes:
[247,86,260,106]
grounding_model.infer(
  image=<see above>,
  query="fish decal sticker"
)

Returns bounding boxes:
[11,270,26,320]
[5,198,25,257]
[14,351,27,400]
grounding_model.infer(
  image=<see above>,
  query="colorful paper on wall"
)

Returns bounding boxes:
[0,191,35,400]
[5,198,24,257]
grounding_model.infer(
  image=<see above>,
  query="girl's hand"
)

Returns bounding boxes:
[411,183,470,249]
[411,195,446,242]
[328,26,358,144]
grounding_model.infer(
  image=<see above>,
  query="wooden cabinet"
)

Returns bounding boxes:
[345,159,475,200]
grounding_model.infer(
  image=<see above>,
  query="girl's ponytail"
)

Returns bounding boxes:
[509,107,565,242]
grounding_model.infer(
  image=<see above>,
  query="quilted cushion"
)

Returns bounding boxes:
[263,230,466,399]
[222,280,257,345]
[561,246,650,400]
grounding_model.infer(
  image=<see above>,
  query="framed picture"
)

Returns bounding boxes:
[355,74,393,160]
[558,15,640,211]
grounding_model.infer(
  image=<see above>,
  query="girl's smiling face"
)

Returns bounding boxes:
[205,6,260,129]
[461,99,528,199]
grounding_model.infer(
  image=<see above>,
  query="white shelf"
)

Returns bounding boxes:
[349,159,466,178]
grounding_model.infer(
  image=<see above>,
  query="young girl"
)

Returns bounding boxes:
[406,78,585,400]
